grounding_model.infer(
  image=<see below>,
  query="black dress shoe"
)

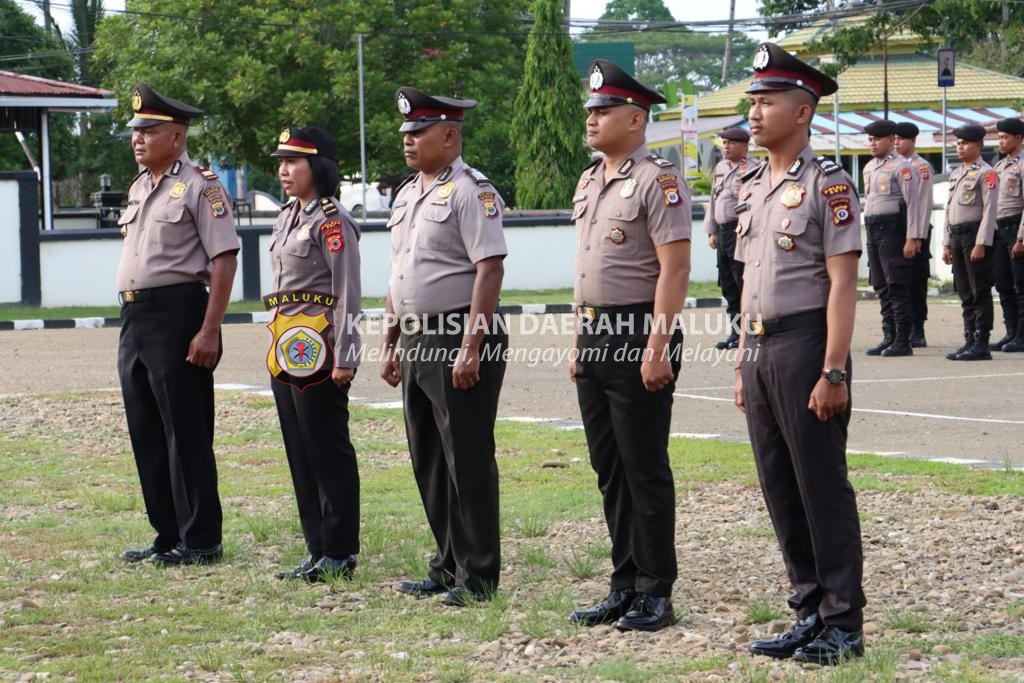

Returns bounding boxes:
[441,585,489,607]
[122,544,170,563]
[792,625,865,665]
[395,577,449,598]
[300,555,356,583]
[151,544,223,566]
[569,589,637,626]
[615,594,676,632]
[749,614,823,659]
[275,554,321,580]
[715,333,740,350]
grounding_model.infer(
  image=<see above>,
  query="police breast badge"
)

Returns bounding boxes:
[169,182,187,199]
[609,227,626,244]
[620,178,637,198]
[777,235,795,251]
[296,224,311,241]
[437,182,456,199]
[780,184,805,208]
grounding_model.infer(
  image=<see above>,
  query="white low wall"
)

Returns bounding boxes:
[0,179,23,302]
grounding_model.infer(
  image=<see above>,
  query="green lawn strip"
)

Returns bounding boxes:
[1,393,1022,680]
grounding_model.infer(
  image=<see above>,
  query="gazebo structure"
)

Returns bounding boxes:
[0,70,117,230]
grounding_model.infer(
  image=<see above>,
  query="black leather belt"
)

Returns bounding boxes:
[401,306,473,334]
[576,302,654,322]
[118,282,206,305]
[747,309,826,337]
[864,213,904,228]
[996,215,1022,231]
[717,219,738,232]
[947,221,980,235]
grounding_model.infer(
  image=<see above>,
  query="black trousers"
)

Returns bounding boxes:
[949,227,995,332]
[118,283,222,550]
[741,322,865,631]
[272,376,359,559]
[575,306,682,597]
[866,219,913,333]
[993,218,1024,332]
[716,222,744,320]
[911,225,933,327]
[400,320,507,594]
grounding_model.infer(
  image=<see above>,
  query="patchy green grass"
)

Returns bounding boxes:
[1,390,1023,681]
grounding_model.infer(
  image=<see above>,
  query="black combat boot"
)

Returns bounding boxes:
[990,322,1015,351]
[909,320,927,348]
[881,324,913,357]
[865,322,894,356]
[946,325,975,360]
[957,330,992,361]
[1001,321,1024,353]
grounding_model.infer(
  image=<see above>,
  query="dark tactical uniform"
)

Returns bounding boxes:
[705,127,757,347]
[569,59,691,633]
[862,119,928,356]
[943,124,997,360]
[991,117,1024,351]
[388,88,508,598]
[116,85,239,564]
[265,127,362,580]
[740,43,866,665]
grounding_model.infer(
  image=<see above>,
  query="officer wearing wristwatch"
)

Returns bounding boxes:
[822,368,847,385]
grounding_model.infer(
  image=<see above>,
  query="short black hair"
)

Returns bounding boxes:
[308,155,340,198]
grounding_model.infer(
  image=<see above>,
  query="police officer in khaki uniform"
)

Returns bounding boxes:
[991,118,1024,352]
[706,127,757,349]
[380,88,508,607]
[117,84,239,566]
[567,60,691,633]
[942,124,998,361]
[264,127,362,583]
[734,44,866,665]
[862,119,927,357]
[894,122,935,347]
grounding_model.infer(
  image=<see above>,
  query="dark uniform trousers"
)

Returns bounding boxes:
[400,315,507,594]
[716,221,745,322]
[272,375,359,558]
[911,225,933,329]
[993,216,1024,334]
[866,213,913,335]
[948,223,995,333]
[117,282,222,550]
[575,304,682,597]
[741,321,865,631]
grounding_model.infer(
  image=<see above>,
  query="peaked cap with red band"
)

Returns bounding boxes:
[127,83,203,128]
[395,87,477,133]
[270,126,338,161]
[585,59,666,111]
[745,42,838,100]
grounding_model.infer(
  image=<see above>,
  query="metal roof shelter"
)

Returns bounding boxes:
[0,70,117,231]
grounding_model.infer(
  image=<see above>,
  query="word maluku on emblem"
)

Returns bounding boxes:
[266,311,332,390]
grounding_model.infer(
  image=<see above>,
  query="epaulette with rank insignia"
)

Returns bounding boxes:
[583,156,601,172]
[813,156,842,175]
[319,196,338,216]
[280,198,295,212]
[393,172,418,197]
[127,169,147,190]
[196,164,220,182]
[647,153,674,168]
[739,162,763,182]
[465,167,491,185]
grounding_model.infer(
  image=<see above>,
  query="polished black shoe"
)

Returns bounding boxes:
[792,625,865,665]
[122,544,170,563]
[276,554,321,580]
[440,585,488,607]
[151,544,223,566]
[615,594,676,632]
[300,554,356,583]
[749,614,823,659]
[715,332,740,350]
[395,577,449,598]
[569,589,637,626]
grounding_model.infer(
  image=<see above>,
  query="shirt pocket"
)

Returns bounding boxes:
[149,205,190,246]
[770,213,809,261]
[418,204,453,251]
[285,237,311,258]
[958,179,978,205]
[571,198,588,222]
[600,200,642,256]
[387,207,407,253]
[117,205,139,234]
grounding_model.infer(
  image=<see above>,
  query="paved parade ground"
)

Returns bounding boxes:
[4,299,1022,467]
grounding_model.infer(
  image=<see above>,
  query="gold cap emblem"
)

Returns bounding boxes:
[279,129,291,144]
[131,90,142,112]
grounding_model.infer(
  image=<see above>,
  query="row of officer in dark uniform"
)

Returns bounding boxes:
[114,47,867,665]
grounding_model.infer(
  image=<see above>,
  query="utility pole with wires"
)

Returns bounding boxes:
[721,0,735,85]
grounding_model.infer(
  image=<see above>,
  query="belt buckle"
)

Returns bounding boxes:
[579,306,596,322]
[122,290,136,304]
[408,317,422,334]
[751,321,765,336]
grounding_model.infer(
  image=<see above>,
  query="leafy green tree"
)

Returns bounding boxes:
[600,0,673,22]
[509,0,590,209]
[93,0,528,201]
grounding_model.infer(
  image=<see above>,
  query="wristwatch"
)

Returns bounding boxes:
[822,368,847,385]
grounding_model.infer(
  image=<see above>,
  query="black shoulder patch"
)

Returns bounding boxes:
[393,172,418,197]
[583,156,601,172]
[127,169,147,190]
[740,162,762,182]
[465,167,490,185]
[648,153,674,168]
[280,198,295,212]
[319,196,338,216]
[813,156,843,175]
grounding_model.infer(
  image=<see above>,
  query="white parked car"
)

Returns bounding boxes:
[339,181,392,216]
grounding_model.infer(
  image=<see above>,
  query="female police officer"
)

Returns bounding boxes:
[265,126,362,582]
